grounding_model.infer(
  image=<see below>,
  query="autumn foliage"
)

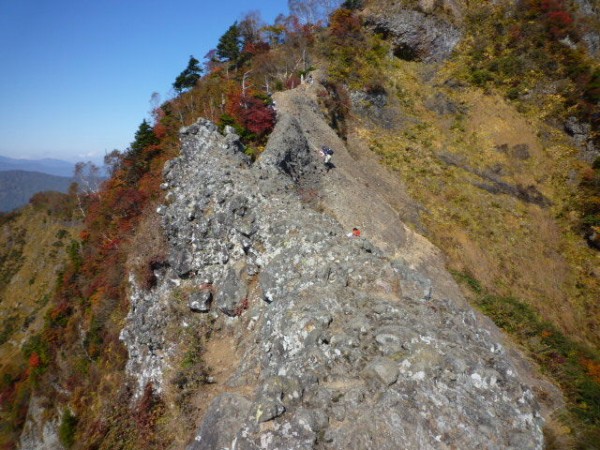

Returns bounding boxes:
[1,9,374,441]
[0,8,296,445]
[225,91,276,140]
[330,8,362,39]
[538,0,574,38]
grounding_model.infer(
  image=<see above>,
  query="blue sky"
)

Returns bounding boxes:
[0,0,288,162]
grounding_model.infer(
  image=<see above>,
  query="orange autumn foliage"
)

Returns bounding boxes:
[581,358,600,383]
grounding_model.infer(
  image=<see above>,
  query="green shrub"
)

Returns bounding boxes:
[506,87,521,100]
[449,270,482,294]
[489,55,524,77]
[58,409,78,448]
[0,316,18,345]
[471,69,494,87]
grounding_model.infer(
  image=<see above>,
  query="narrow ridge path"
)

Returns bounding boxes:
[273,80,564,425]
[273,81,466,307]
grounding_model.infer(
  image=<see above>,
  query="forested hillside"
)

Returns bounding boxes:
[0,171,72,212]
[1,0,599,448]
[0,192,80,448]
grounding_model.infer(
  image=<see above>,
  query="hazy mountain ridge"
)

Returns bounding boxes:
[0,156,75,212]
[0,155,74,178]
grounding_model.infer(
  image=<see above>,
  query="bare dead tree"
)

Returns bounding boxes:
[103,150,122,178]
[239,10,264,44]
[289,0,341,24]
[74,161,102,195]
[242,70,253,97]
[72,161,102,218]
[149,92,162,122]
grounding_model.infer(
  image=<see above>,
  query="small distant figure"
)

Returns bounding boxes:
[347,227,361,238]
[321,146,334,171]
[307,74,314,85]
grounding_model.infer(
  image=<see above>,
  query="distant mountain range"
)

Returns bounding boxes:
[0,170,72,212]
[0,155,75,178]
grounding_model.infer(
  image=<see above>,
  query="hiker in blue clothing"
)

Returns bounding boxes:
[321,146,334,171]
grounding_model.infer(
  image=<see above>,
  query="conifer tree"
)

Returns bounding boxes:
[172,56,202,93]
[217,22,242,63]
[130,120,159,156]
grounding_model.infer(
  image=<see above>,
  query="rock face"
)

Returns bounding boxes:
[574,0,600,58]
[18,397,62,450]
[119,103,545,449]
[565,116,600,163]
[120,274,178,397]
[365,8,462,62]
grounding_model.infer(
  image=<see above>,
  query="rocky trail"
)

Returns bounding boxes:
[118,80,562,449]
[274,82,411,250]
[273,80,467,308]
[273,78,565,432]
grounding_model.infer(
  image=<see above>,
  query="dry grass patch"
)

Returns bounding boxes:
[361,60,600,347]
[0,205,80,368]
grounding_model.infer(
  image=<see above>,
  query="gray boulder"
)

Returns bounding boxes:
[365,9,462,62]
[187,393,252,450]
[216,268,248,316]
[565,116,599,163]
[574,0,600,58]
[189,290,212,313]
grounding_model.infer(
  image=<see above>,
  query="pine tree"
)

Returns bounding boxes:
[217,22,242,63]
[172,56,202,93]
[130,120,159,156]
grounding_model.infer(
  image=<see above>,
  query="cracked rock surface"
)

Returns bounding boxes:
[120,85,547,449]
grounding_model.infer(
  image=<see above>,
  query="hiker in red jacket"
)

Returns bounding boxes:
[347,227,361,238]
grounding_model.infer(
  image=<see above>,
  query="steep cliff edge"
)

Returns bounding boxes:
[119,83,558,449]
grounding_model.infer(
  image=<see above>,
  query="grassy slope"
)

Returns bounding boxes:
[359,55,599,346]
[0,205,80,447]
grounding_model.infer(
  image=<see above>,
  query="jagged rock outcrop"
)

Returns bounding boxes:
[349,89,400,129]
[18,397,62,450]
[120,88,546,447]
[364,5,462,62]
[574,0,600,57]
[120,274,178,397]
[564,116,600,163]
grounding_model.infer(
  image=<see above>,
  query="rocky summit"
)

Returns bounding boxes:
[119,83,546,449]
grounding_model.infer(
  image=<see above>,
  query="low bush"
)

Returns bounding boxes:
[58,409,78,448]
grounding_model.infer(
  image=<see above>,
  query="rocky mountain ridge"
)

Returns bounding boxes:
[118,83,557,449]
[0,156,75,178]
[13,0,600,446]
